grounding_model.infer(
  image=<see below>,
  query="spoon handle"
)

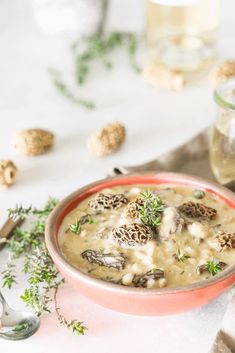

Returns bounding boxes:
[0,217,24,251]
[0,290,11,312]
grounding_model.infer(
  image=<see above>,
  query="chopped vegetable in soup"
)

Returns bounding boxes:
[58,185,235,288]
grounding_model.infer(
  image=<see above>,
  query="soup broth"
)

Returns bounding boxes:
[58,184,235,289]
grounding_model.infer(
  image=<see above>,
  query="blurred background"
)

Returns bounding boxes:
[0,0,235,202]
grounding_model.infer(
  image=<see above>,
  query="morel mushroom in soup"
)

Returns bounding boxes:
[58,185,235,288]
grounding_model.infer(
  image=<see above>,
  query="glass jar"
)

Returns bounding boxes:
[145,0,220,72]
[210,78,235,185]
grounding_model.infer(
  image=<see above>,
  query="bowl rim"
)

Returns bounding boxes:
[45,172,235,296]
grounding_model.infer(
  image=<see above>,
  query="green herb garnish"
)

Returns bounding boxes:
[193,189,205,200]
[175,249,190,263]
[70,220,81,234]
[206,258,223,276]
[138,191,164,227]
[69,215,94,234]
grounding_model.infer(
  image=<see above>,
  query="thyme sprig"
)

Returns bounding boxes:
[2,198,87,336]
[8,197,58,221]
[54,284,87,335]
[51,31,140,109]
[20,285,51,316]
[73,31,141,86]
[138,191,164,227]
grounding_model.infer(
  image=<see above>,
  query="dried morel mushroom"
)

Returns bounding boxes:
[125,198,144,219]
[112,223,153,246]
[212,60,235,86]
[132,268,165,288]
[87,122,126,157]
[178,201,217,221]
[13,128,54,156]
[0,160,17,189]
[210,230,235,252]
[88,193,128,211]
[81,249,126,270]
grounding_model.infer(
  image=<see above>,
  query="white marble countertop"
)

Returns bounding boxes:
[0,0,235,352]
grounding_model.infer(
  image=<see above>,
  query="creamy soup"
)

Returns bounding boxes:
[58,185,235,289]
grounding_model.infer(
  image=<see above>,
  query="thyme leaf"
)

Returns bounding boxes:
[1,261,17,289]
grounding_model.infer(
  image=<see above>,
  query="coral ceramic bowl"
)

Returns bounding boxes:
[45,173,235,316]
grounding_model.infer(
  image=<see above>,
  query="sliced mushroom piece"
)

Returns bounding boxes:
[81,249,126,270]
[178,201,217,221]
[197,261,227,275]
[88,193,128,211]
[132,268,165,288]
[79,214,94,225]
[111,223,153,246]
[209,230,235,252]
[159,206,184,239]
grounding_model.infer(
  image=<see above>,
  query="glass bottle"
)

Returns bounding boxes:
[210,78,235,185]
[145,0,220,72]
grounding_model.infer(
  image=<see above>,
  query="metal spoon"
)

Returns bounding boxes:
[0,290,40,340]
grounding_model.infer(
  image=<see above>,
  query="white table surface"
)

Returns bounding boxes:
[0,1,235,352]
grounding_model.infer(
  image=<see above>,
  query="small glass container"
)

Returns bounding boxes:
[210,78,235,185]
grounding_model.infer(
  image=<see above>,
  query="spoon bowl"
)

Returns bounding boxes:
[0,291,40,340]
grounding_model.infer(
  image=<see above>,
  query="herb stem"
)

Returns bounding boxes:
[54,283,87,335]
[96,0,110,37]
[48,69,95,110]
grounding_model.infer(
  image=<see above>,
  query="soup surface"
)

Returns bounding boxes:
[58,184,235,289]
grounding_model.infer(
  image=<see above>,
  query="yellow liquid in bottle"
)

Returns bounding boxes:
[145,0,220,71]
